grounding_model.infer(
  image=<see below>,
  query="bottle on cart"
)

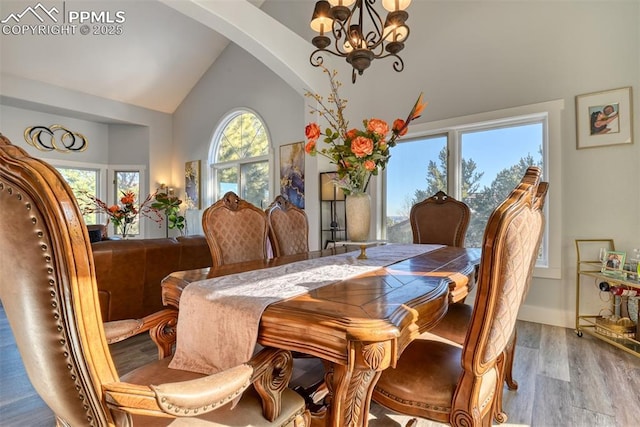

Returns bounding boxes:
[599,282,638,296]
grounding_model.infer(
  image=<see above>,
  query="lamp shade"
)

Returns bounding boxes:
[383,20,408,42]
[382,0,411,12]
[310,1,333,33]
[321,173,345,201]
[328,0,356,6]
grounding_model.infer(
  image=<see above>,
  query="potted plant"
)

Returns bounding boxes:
[152,192,186,235]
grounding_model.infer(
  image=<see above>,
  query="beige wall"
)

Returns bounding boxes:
[2,1,639,328]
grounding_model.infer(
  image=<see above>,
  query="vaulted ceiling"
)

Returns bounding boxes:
[0,0,270,114]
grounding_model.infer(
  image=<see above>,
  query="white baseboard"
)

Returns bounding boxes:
[518,304,575,329]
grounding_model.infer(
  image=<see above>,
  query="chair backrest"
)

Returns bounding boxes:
[409,190,470,246]
[0,134,118,425]
[453,166,546,417]
[265,195,309,257]
[202,191,269,267]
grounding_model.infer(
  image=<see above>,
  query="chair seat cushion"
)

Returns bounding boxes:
[374,340,462,422]
[121,358,306,426]
[420,303,473,345]
[374,338,498,423]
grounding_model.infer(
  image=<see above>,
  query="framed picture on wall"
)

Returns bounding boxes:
[185,160,201,209]
[575,87,633,149]
[279,141,305,209]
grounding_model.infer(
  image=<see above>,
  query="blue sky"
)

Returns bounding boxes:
[386,123,543,217]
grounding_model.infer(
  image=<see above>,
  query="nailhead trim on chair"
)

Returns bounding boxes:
[155,379,251,414]
[1,181,96,425]
[373,386,495,418]
[373,387,451,414]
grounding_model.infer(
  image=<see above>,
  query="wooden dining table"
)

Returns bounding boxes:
[161,244,481,427]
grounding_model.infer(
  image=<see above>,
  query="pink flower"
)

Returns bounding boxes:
[346,128,358,140]
[305,140,316,154]
[392,119,408,136]
[305,123,321,141]
[367,119,389,137]
[351,136,374,158]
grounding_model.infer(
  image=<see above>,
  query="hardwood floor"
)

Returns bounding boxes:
[1,302,639,426]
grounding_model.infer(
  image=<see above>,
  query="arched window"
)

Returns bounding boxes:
[210,110,271,208]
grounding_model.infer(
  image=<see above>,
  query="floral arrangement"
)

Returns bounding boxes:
[304,67,426,195]
[81,191,162,238]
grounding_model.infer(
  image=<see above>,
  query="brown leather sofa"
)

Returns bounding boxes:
[91,235,212,321]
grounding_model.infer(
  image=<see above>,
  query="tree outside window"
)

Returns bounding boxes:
[386,122,544,250]
[56,167,99,224]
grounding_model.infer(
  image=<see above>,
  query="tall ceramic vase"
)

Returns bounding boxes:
[346,192,371,242]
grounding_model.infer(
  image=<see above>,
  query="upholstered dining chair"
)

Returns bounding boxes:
[0,134,309,426]
[372,166,547,427]
[266,195,309,257]
[418,171,548,423]
[409,190,471,246]
[202,191,269,267]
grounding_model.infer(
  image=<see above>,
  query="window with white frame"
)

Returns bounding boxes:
[53,161,148,238]
[56,165,102,225]
[384,100,563,278]
[112,169,144,236]
[210,110,271,208]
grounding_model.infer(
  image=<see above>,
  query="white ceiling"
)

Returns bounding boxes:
[0,0,268,114]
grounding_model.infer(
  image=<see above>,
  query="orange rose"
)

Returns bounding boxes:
[108,205,119,213]
[305,123,321,141]
[305,140,316,154]
[351,136,374,158]
[364,160,376,171]
[392,118,408,136]
[367,119,389,137]
[346,128,358,140]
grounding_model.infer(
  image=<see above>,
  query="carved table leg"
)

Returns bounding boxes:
[311,341,391,427]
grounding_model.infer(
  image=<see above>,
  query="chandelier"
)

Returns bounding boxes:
[309,0,412,83]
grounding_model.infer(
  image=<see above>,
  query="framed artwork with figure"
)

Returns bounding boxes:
[185,160,201,209]
[576,87,633,149]
[279,141,305,209]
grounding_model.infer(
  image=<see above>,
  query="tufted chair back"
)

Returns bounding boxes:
[266,195,309,257]
[202,191,269,267]
[463,167,543,378]
[0,135,310,426]
[410,190,470,247]
[373,166,546,426]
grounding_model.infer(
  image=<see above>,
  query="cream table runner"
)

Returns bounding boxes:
[169,244,442,375]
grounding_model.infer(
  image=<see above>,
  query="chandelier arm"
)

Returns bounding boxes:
[329,19,350,56]
[310,50,326,68]
[310,47,347,68]
[362,0,384,46]
[387,54,405,72]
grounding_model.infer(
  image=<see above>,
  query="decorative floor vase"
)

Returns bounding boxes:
[346,193,371,242]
